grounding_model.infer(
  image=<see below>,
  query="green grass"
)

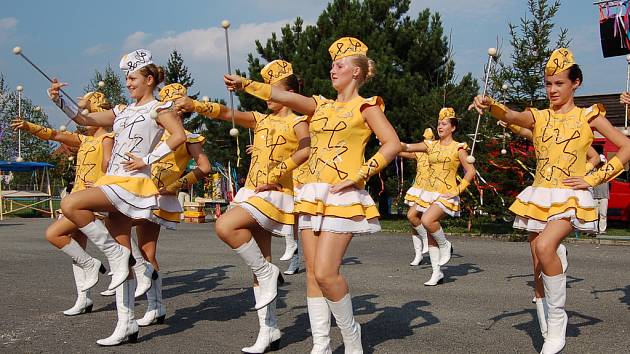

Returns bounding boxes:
[379,216,630,239]
[2,199,60,218]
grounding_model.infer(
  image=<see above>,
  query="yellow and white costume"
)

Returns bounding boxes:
[415,140,468,217]
[232,111,307,236]
[294,95,383,234]
[414,109,467,217]
[404,128,434,206]
[95,100,170,219]
[150,131,205,229]
[509,105,601,232]
[72,133,113,193]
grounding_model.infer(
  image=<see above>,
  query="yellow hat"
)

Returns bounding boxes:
[159,83,188,102]
[82,92,109,113]
[438,107,456,121]
[545,48,575,77]
[261,60,293,85]
[328,37,368,61]
[423,128,434,140]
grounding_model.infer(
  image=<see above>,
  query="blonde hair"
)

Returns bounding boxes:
[349,55,376,86]
[137,64,165,88]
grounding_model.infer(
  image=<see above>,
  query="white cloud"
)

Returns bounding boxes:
[134,20,292,62]
[83,43,110,56]
[0,17,18,43]
[123,31,150,50]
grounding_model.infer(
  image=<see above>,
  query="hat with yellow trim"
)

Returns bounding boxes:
[328,37,368,61]
[159,83,188,102]
[261,60,293,85]
[82,92,110,112]
[423,128,434,140]
[545,48,576,77]
[438,107,456,121]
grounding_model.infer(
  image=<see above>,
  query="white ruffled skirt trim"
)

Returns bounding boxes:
[513,210,596,232]
[295,182,378,209]
[148,194,182,230]
[415,190,460,217]
[298,214,381,235]
[231,187,294,237]
[404,186,425,206]
[99,185,157,220]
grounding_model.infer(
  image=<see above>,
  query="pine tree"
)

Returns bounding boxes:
[85,65,128,106]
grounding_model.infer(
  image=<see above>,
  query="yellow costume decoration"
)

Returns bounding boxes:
[232,111,307,236]
[150,131,205,228]
[21,121,54,140]
[545,48,576,77]
[328,37,368,60]
[438,107,456,121]
[294,95,384,234]
[415,140,468,216]
[73,133,114,193]
[508,104,605,231]
[404,150,431,206]
[261,60,293,85]
[242,79,272,101]
[193,100,221,118]
[583,156,625,187]
[159,83,187,102]
[82,92,110,112]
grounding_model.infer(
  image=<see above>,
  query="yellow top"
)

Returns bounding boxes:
[72,133,114,193]
[151,130,205,189]
[411,152,431,189]
[303,95,384,188]
[529,104,603,188]
[245,111,307,194]
[424,140,468,194]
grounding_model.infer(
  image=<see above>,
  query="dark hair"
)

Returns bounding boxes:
[278,74,302,94]
[568,64,583,85]
[448,118,459,132]
[593,144,604,155]
[137,64,165,88]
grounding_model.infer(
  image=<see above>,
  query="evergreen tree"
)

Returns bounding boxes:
[85,65,128,106]
[0,75,53,162]
[493,0,570,108]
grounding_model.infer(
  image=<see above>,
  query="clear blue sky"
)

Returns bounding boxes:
[1,0,626,127]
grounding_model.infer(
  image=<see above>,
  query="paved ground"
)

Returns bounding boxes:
[1,218,629,353]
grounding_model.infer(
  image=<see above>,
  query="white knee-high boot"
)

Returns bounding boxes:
[63,263,94,316]
[280,233,298,261]
[284,238,301,275]
[137,272,166,326]
[424,247,444,286]
[60,239,106,291]
[326,294,362,354]
[430,228,452,266]
[235,239,280,310]
[413,224,429,254]
[79,220,132,291]
[130,237,154,298]
[307,297,332,354]
[96,278,139,346]
[409,235,423,266]
[242,287,281,353]
[557,244,568,273]
[540,272,567,354]
[535,297,548,339]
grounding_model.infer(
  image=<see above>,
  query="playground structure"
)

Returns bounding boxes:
[0,161,55,220]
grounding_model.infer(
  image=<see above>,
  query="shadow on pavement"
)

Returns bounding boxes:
[485,307,602,352]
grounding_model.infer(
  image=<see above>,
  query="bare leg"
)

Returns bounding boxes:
[312,231,353,302]
[136,221,161,271]
[528,232,544,298]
